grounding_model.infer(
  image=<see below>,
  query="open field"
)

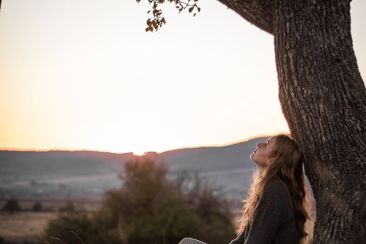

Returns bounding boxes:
[0,212,57,243]
[0,197,102,243]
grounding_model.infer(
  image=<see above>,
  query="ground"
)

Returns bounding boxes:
[0,212,57,243]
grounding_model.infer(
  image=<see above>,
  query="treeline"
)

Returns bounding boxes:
[42,156,236,244]
[1,198,43,213]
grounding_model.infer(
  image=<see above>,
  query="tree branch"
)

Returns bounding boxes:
[215,0,273,34]
[137,0,272,33]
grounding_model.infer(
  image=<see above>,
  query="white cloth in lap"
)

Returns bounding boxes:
[178,237,207,244]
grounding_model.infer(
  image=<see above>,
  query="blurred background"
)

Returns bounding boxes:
[0,0,365,243]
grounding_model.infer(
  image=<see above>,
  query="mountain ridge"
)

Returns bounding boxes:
[0,136,315,203]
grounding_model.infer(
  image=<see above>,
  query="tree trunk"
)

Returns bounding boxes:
[217,0,366,243]
[275,1,366,243]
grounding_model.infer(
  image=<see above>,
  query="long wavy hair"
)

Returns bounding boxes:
[237,134,312,244]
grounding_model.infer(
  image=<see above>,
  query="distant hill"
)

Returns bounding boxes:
[0,136,314,204]
[0,150,130,199]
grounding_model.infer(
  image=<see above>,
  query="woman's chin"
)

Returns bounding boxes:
[250,153,255,160]
[250,156,260,165]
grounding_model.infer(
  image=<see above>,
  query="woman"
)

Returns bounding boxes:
[229,134,312,244]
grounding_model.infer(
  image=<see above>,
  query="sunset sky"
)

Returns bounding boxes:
[0,0,365,155]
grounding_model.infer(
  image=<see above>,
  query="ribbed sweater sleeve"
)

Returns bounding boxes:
[229,179,289,244]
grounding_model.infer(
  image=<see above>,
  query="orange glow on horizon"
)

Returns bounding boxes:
[133,151,146,156]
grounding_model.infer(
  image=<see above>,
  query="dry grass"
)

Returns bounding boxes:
[0,211,57,242]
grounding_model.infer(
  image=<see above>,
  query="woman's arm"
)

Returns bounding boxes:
[228,227,246,244]
[243,180,286,244]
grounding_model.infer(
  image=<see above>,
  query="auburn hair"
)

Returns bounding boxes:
[237,134,312,244]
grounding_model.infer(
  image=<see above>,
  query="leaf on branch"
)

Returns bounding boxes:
[152,20,158,29]
[139,0,201,32]
[145,26,154,32]
[147,18,152,26]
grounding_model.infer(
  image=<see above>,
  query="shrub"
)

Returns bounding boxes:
[99,157,202,244]
[176,170,236,243]
[59,200,77,212]
[2,198,21,214]
[32,201,43,212]
[42,156,236,244]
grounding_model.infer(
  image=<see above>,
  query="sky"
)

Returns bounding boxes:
[0,0,365,155]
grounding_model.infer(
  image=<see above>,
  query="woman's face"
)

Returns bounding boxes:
[250,136,277,167]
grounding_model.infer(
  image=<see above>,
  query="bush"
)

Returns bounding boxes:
[2,198,21,214]
[32,201,43,212]
[42,156,236,244]
[44,207,122,244]
[59,200,76,212]
[99,157,202,244]
[176,170,236,243]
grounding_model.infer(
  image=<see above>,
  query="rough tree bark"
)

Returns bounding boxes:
[218,0,366,243]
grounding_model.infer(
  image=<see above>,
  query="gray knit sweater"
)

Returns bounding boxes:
[229,178,299,244]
